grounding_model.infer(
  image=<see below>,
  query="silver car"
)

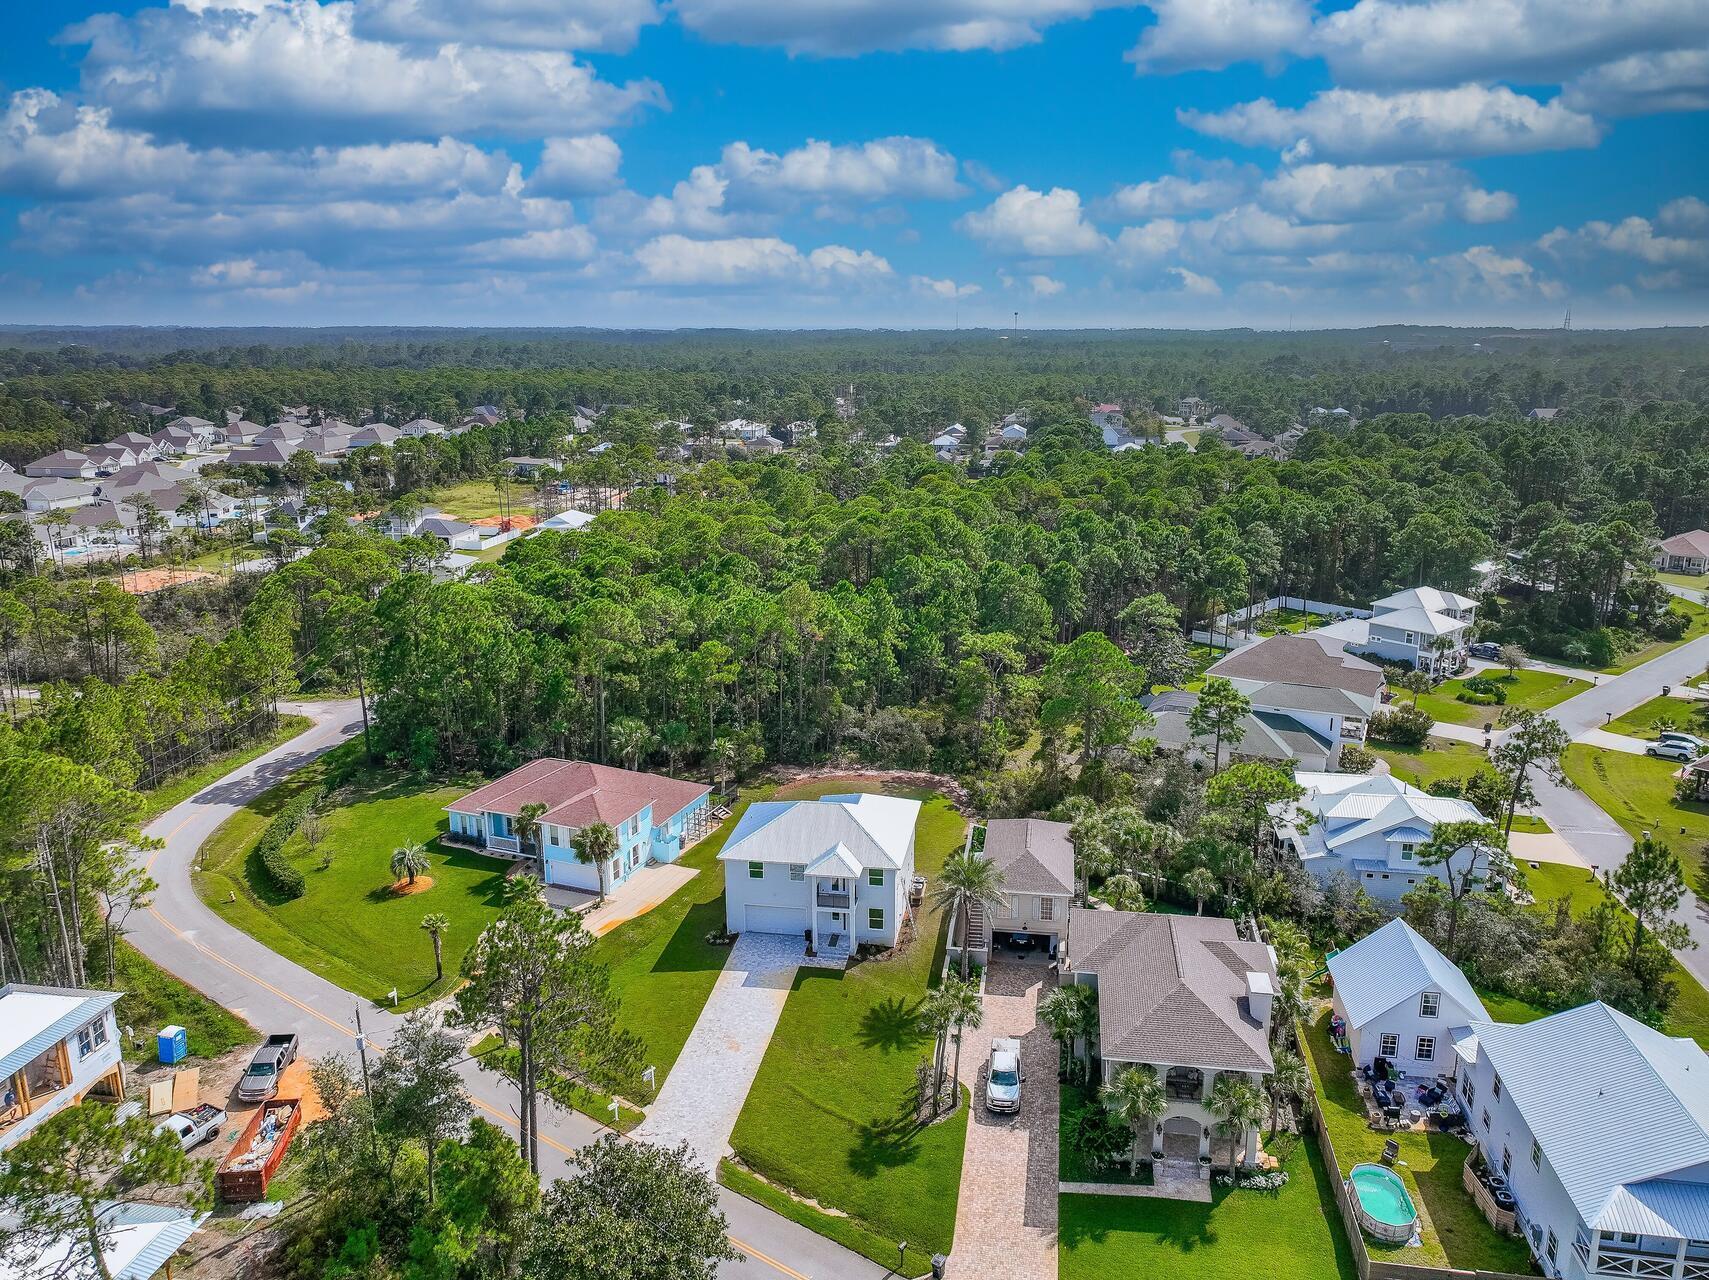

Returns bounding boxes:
[985,1037,1023,1113]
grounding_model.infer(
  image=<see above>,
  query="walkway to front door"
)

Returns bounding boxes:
[631,932,801,1172]
[948,962,1060,1280]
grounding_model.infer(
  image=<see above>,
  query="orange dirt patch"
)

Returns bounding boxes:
[389,875,436,895]
[118,567,218,594]
[468,513,537,531]
[277,1057,326,1124]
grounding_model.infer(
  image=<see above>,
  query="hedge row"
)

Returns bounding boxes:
[255,785,324,900]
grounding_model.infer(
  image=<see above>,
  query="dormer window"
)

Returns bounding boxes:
[1419,991,1440,1018]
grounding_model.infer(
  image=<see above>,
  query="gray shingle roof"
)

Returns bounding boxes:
[1066,910,1276,1073]
[982,818,1074,896]
[1209,634,1385,698]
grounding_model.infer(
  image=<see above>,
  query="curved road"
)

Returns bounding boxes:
[129,700,889,1280]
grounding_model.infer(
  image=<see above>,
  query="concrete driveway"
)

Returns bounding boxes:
[949,963,1059,1280]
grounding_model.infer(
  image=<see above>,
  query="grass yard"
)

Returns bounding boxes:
[1524,861,1709,1050]
[1602,598,1709,674]
[429,478,516,522]
[1473,988,1553,1024]
[105,939,254,1065]
[1560,745,1709,861]
[469,1034,644,1134]
[726,782,971,1268]
[1059,1129,1356,1280]
[1301,1010,1534,1272]
[194,758,509,1010]
[718,1159,938,1279]
[1606,696,1709,741]
[1657,571,1709,595]
[137,715,312,823]
[1252,607,1327,637]
[1370,739,1490,790]
[1411,669,1590,728]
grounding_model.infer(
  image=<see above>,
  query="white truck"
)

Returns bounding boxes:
[156,1102,227,1151]
[985,1036,1024,1113]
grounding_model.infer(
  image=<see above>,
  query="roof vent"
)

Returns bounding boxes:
[1246,971,1274,1026]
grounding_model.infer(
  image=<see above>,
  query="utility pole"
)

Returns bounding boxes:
[355,1004,380,1162]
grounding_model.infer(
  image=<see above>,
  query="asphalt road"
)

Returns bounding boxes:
[129,701,892,1280]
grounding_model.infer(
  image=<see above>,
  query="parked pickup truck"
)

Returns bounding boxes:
[985,1036,1024,1113]
[237,1033,299,1103]
[156,1103,227,1151]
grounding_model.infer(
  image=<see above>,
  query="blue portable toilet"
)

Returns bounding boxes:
[157,1025,188,1064]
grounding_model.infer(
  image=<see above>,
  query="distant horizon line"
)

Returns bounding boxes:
[2,321,1704,336]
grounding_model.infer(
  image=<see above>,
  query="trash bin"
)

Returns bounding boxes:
[157,1025,188,1064]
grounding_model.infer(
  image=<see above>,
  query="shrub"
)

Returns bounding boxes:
[1370,704,1433,747]
[1653,610,1689,641]
[1337,745,1377,773]
[254,784,324,900]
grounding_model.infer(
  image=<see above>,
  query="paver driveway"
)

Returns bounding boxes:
[949,962,1059,1280]
[633,932,801,1172]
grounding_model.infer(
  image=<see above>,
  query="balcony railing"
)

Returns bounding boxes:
[1577,1242,1682,1280]
[486,833,520,854]
[816,887,850,908]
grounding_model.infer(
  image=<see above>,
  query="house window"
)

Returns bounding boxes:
[789,864,804,881]
[1501,1147,1512,1176]
[1416,1037,1435,1061]
[1463,1077,1476,1107]
[630,816,641,836]
[1420,992,1441,1018]
[1380,1033,1399,1058]
[1405,631,1417,645]
[868,869,884,887]
[1547,1232,1559,1265]
[1039,897,1054,921]
[748,861,764,879]
[1530,1139,1541,1170]
[1400,844,1415,860]
[1482,1109,1491,1130]
[1492,1073,1503,1101]
[76,1017,109,1058]
[868,908,884,931]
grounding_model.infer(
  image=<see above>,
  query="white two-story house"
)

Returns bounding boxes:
[1,983,126,1151]
[719,793,919,960]
[1064,910,1277,1167]
[1458,1002,1709,1280]
[1274,772,1494,900]
[1328,918,1489,1078]
[446,759,712,894]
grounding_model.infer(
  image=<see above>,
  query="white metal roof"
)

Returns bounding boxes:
[1469,1002,1709,1236]
[1289,772,1488,852]
[1369,604,1467,638]
[719,793,919,871]
[0,1202,206,1280]
[1373,587,1478,614]
[0,984,121,1077]
[1327,919,1488,1029]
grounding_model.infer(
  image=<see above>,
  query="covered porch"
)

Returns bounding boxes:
[805,844,860,961]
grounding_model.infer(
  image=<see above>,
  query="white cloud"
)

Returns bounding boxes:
[1168,266,1221,296]
[1539,212,1708,268]
[1661,197,1709,235]
[1113,219,1184,266]
[1430,244,1559,301]
[957,185,1107,256]
[592,165,740,237]
[1562,47,1709,117]
[66,0,665,145]
[467,226,599,264]
[669,0,1130,55]
[354,0,661,52]
[1027,273,1065,295]
[1182,85,1603,162]
[1199,204,1347,253]
[719,137,965,201]
[912,274,981,298]
[528,135,623,196]
[0,90,196,199]
[1106,169,1250,218]
[1314,0,1709,89]
[631,234,892,286]
[1127,0,1313,73]
[1259,162,1514,224]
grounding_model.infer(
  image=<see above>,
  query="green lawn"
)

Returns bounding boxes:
[1606,696,1709,741]
[194,759,509,1010]
[469,1033,643,1134]
[1371,739,1490,789]
[1602,599,1709,674]
[1657,571,1709,595]
[1524,861,1709,1050]
[1301,1010,1533,1272]
[105,939,255,1065]
[136,715,312,823]
[718,1159,938,1279]
[726,784,970,1266]
[1473,988,1553,1024]
[430,479,516,521]
[1412,669,1590,728]
[1560,745,1709,865]
[1059,1130,1357,1280]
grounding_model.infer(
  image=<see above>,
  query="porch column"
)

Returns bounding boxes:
[1675,1237,1689,1280]
[810,878,820,952]
[1588,1231,1601,1277]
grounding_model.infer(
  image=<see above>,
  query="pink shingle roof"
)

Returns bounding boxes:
[447,758,709,829]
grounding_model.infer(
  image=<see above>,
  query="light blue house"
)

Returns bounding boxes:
[446,759,712,894]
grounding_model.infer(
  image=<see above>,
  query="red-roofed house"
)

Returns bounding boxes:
[1655,530,1709,576]
[445,759,712,893]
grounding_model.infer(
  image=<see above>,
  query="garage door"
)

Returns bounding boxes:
[745,905,807,936]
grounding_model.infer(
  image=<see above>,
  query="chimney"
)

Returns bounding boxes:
[1246,971,1274,1029]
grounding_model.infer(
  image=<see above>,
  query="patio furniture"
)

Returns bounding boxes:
[1381,1139,1401,1166]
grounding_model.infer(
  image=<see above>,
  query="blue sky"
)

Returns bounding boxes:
[0,0,1704,327]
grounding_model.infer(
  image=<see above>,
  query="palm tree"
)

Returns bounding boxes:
[941,977,983,1113]
[1265,1047,1310,1138]
[1182,866,1218,915]
[609,717,653,771]
[573,822,619,906]
[1399,669,1433,706]
[710,736,739,795]
[917,988,956,1117]
[515,802,548,858]
[928,850,1008,978]
[1100,873,1146,912]
[390,842,430,887]
[1101,1065,1166,1170]
[1207,1074,1267,1173]
[1038,984,1098,1073]
[421,912,450,983]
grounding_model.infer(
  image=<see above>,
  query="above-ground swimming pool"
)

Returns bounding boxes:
[1349,1163,1419,1243]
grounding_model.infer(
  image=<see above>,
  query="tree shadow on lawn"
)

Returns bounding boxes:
[645,897,731,975]
[847,1101,928,1178]
[858,995,925,1051]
